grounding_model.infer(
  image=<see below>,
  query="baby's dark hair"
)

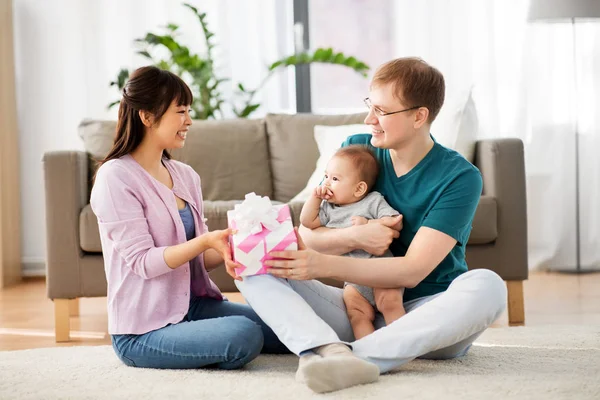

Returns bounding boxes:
[333,145,379,191]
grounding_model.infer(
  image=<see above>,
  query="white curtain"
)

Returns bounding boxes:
[392,0,600,271]
[13,0,294,271]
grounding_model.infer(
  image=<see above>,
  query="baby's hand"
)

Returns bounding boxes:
[351,216,369,226]
[313,185,333,200]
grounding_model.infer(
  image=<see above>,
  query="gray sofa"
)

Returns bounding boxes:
[43,112,528,342]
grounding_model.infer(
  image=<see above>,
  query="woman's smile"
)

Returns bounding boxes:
[176,129,188,140]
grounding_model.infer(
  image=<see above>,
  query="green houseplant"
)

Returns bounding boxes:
[108,2,370,119]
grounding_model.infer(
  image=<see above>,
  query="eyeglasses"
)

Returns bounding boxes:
[364,97,422,117]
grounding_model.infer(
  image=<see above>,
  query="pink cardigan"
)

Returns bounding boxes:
[90,154,223,335]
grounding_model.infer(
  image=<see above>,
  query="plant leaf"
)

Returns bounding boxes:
[109,68,130,89]
[107,100,121,110]
[183,3,199,14]
[137,50,152,59]
[156,60,170,70]
[284,55,297,65]
[299,53,311,63]
[333,52,345,63]
[312,48,328,61]
[343,56,358,67]
[239,103,260,118]
[269,60,283,70]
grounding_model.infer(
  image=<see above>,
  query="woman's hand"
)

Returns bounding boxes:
[264,227,325,280]
[204,228,243,281]
[353,215,402,256]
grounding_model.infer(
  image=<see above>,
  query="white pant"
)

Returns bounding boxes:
[235,269,507,373]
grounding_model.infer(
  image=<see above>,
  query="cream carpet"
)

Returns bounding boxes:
[1,325,599,400]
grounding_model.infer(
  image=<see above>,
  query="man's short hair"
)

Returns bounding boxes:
[372,57,445,123]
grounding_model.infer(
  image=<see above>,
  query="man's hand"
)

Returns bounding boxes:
[353,215,403,256]
[265,227,325,280]
[313,185,333,201]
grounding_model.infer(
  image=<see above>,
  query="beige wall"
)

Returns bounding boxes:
[0,0,22,287]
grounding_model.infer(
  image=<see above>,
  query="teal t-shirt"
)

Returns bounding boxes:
[342,134,483,302]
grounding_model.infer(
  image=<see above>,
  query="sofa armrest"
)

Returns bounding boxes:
[42,151,90,299]
[472,139,528,280]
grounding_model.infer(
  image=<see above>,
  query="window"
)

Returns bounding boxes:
[306,0,394,113]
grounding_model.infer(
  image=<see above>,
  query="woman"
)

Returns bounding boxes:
[235,58,507,393]
[91,66,287,370]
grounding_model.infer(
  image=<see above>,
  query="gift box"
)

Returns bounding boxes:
[227,193,298,277]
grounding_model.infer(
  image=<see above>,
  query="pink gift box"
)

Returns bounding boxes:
[228,204,298,277]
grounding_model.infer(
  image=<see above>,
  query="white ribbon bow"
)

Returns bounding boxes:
[231,192,280,234]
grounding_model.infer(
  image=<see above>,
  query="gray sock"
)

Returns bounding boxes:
[295,353,321,384]
[299,346,380,393]
[315,343,353,357]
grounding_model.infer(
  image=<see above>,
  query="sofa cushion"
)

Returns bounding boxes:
[79,199,287,253]
[80,201,246,253]
[79,194,497,254]
[79,119,272,201]
[264,113,367,202]
[203,200,243,232]
[170,119,272,201]
[287,201,305,228]
[469,195,497,244]
[79,204,102,252]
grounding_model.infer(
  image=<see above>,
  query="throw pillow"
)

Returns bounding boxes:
[289,124,370,202]
[431,88,478,163]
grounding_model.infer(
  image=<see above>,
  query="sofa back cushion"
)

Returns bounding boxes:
[79,118,272,201]
[264,113,367,202]
[169,119,272,200]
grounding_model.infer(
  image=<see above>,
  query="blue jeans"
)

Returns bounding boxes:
[111,296,289,370]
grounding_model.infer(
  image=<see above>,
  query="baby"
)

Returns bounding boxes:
[300,145,405,339]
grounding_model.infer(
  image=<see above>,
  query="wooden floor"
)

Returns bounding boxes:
[1,271,599,351]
